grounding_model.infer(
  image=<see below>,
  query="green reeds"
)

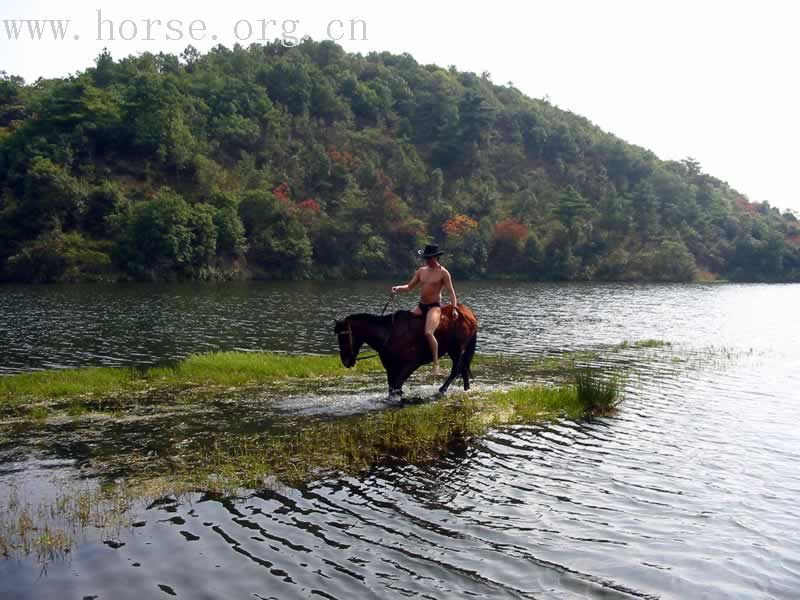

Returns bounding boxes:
[575,369,621,415]
[0,483,133,561]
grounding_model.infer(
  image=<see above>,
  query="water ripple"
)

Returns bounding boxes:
[2,283,800,598]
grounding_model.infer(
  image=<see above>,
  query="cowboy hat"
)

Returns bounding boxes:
[417,244,445,258]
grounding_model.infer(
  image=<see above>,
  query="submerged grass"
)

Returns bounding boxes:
[613,339,671,350]
[1,344,648,412]
[0,482,134,561]
[180,378,615,491]
[0,375,622,560]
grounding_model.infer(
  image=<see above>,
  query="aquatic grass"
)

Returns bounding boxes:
[28,405,49,421]
[614,339,671,350]
[0,378,621,561]
[184,401,483,490]
[575,369,621,415]
[473,351,601,381]
[0,482,134,561]
[482,385,588,424]
[1,346,639,412]
[172,351,381,385]
[1,367,137,402]
[66,399,89,417]
[0,352,382,410]
[181,382,602,491]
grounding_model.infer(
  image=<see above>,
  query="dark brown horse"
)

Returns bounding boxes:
[334,305,478,397]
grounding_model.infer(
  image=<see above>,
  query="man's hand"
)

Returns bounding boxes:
[393,270,420,295]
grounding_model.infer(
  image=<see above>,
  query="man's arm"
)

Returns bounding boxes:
[443,269,458,308]
[391,270,420,294]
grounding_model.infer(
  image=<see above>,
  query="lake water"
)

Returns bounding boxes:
[1,281,799,599]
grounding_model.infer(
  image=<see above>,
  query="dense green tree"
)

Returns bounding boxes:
[112,188,212,279]
[23,156,87,233]
[7,232,110,283]
[249,217,312,279]
[84,182,127,237]
[213,206,246,258]
[543,223,580,280]
[0,41,796,283]
[649,239,698,282]
[0,72,26,128]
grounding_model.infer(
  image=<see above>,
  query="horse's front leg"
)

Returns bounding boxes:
[388,363,419,399]
[387,364,413,398]
[387,368,403,398]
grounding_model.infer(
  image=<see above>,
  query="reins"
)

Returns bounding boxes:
[340,294,399,363]
[381,292,400,317]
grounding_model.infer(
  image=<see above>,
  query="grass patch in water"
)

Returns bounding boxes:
[28,405,49,421]
[2,348,634,414]
[5,368,136,402]
[614,339,671,350]
[173,351,376,384]
[181,378,616,491]
[0,375,621,560]
[66,399,89,417]
[473,351,601,380]
[575,369,621,414]
[0,482,134,561]
[0,352,382,410]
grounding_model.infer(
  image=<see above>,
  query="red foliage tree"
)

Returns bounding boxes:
[297,198,321,214]
[327,146,355,168]
[443,214,479,238]
[273,183,291,205]
[492,219,528,243]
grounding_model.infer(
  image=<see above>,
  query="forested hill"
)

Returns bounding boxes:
[1,40,798,283]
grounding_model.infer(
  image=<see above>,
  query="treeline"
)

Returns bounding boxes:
[1,40,798,283]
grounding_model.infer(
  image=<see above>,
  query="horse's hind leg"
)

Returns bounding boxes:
[461,333,478,391]
[439,352,462,394]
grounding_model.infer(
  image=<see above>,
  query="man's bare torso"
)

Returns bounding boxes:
[418,265,447,304]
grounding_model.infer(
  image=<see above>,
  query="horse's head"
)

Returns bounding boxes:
[333,317,363,368]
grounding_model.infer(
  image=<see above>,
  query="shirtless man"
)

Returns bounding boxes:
[391,244,458,377]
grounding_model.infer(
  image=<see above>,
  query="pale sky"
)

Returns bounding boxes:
[2,0,798,212]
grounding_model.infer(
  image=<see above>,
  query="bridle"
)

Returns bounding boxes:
[336,294,397,364]
[337,319,356,360]
[337,319,377,363]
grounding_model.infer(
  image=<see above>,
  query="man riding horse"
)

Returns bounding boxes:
[391,244,458,378]
[334,244,478,398]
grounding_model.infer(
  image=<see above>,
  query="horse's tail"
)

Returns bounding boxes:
[463,331,478,379]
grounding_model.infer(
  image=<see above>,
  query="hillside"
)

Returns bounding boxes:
[1,40,798,283]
